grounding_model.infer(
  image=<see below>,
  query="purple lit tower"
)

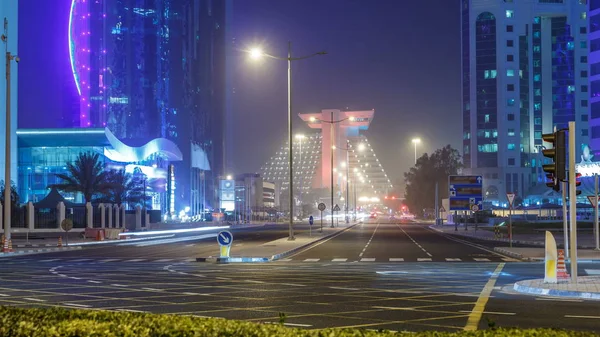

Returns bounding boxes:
[69,0,109,128]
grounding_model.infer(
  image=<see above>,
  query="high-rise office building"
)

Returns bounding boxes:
[589,1,600,152]
[462,0,589,202]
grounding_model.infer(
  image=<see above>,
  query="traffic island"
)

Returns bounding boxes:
[514,276,600,300]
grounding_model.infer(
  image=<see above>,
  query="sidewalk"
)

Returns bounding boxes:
[514,277,600,300]
[430,224,600,249]
[493,247,600,262]
[197,222,359,263]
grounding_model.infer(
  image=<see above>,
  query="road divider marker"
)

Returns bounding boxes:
[464,263,505,331]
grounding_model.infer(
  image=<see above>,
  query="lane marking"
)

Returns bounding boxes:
[464,263,505,331]
[155,259,174,262]
[397,224,433,257]
[245,280,265,284]
[280,283,306,287]
[460,310,514,316]
[359,221,381,258]
[281,322,312,327]
[277,258,292,262]
[565,315,600,319]
[63,303,91,308]
[360,258,376,262]
[183,292,209,296]
[584,269,600,275]
[389,258,404,262]
[99,259,120,263]
[329,286,359,291]
[332,258,348,262]
[40,259,60,262]
[0,293,9,297]
[116,309,147,313]
[111,284,129,287]
[125,259,146,262]
[24,297,46,302]
[71,259,92,262]
[535,298,583,303]
[285,223,361,259]
[446,258,462,262]
[417,258,432,262]
[303,258,320,262]
[473,258,491,262]
[142,287,164,292]
[427,227,512,259]
[87,280,102,284]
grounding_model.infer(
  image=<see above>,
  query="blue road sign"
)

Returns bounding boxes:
[217,231,233,246]
[309,216,314,226]
[449,175,483,211]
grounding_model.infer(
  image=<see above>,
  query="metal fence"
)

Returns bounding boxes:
[12,206,28,228]
[66,207,87,228]
[35,208,58,229]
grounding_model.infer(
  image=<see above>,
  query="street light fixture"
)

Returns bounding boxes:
[411,138,421,164]
[248,43,326,240]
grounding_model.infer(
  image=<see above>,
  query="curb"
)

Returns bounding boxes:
[270,222,361,261]
[429,225,597,249]
[194,222,361,263]
[0,246,82,257]
[493,247,537,261]
[513,281,600,300]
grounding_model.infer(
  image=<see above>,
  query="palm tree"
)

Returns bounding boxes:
[52,152,109,203]
[97,169,150,208]
[0,180,19,208]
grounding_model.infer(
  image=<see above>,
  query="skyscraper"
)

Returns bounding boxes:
[462,0,589,202]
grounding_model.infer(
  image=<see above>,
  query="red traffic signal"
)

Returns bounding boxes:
[575,173,582,196]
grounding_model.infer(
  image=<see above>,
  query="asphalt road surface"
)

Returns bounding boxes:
[0,219,598,333]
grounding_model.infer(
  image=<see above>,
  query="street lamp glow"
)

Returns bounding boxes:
[358,143,366,151]
[309,117,317,122]
[412,138,421,144]
[249,47,263,59]
[353,168,358,172]
[332,145,336,150]
[341,162,346,168]
[295,134,305,139]
[411,138,421,164]
[226,175,232,180]
[349,116,355,121]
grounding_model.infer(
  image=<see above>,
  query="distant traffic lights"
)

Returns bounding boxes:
[542,130,566,191]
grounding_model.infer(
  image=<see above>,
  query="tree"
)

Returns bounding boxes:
[404,145,462,217]
[0,180,19,208]
[51,152,109,203]
[96,169,150,208]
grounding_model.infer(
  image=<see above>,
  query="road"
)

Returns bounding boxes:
[0,219,598,333]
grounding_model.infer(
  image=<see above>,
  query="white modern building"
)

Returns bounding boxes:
[462,0,589,203]
[0,1,18,188]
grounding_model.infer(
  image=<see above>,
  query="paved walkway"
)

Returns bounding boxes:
[431,224,600,249]
[514,276,600,300]
[199,222,358,262]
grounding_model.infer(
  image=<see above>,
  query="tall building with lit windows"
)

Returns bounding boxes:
[462,0,589,203]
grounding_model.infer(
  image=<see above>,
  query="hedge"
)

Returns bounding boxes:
[0,306,596,337]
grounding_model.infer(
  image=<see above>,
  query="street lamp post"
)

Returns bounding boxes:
[2,18,18,242]
[249,44,326,240]
[411,138,421,165]
[353,167,358,220]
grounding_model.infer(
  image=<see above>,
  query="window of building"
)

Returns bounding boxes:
[533,60,541,67]
[581,27,587,34]
[582,129,589,136]
[534,16,540,24]
[534,74,541,81]
[582,114,589,121]
[534,103,541,111]
[535,88,541,96]
[581,41,587,48]
[508,114,515,121]
[582,70,589,78]
[535,131,542,139]
[507,39,514,47]
[582,100,589,107]
[508,143,516,150]
[582,12,587,20]
[507,69,515,76]
[507,84,514,91]
[508,128,515,136]
[534,117,542,124]
[582,85,588,92]
[464,145,470,154]
[507,98,515,106]
[506,10,514,18]
[533,45,541,53]
[507,25,513,32]
[478,144,498,153]
[507,54,514,62]
[485,114,490,123]
[508,158,515,166]
[568,85,576,93]
[533,31,541,39]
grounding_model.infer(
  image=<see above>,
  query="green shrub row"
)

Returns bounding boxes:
[0,306,596,337]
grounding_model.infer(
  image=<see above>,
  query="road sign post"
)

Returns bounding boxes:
[507,193,515,248]
[449,175,483,233]
[217,231,233,258]
[333,204,341,228]
[318,203,326,232]
[60,218,73,246]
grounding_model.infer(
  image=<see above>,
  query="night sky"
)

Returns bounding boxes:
[18,0,461,191]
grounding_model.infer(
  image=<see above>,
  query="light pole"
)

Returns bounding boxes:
[310,115,355,228]
[249,44,326,240]
[2,18,18,242]
[295,134,305,219]
[411,138,421,164]
[353,167,358,220]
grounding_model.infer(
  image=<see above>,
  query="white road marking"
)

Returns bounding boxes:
[389,258,404,262]
[281,322,313,327]
[215,277,231,280]
[63,303,91,308]
[303,258,320,262]
[0,293,9,297]
[332,258,348,262]
[88,280,102,284]
[329,286,359,291]
[125,259,146,262]
[584,269,600,275]
[70,277,82,280]
[24,297,46,302]
[71,259,92,262]
[276,258,292,262]
[359,222,381,258]
[372,306,414,310]
[245,280,265,284]
[40,259,60,262]
[360,258,376,262]
[183,292,209,296]
[99,259,120,263]
[460,310,515,316]
[565,315,600,319]
[185,244,195,247]
[116,309,147,313]
[142,287,164,292]
[417,258,432,262]
[473,258,491,262]
[535,298,583,303]
[397,224,433,257]
[155,259,174,262]
[446,258,462,262]
[280,283,306,287]
[111,284,129,287]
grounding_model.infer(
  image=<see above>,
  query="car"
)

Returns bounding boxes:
[369,213,377,219]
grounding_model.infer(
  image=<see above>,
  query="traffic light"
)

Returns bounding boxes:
[542,131,566,191]
[575,173,582,196]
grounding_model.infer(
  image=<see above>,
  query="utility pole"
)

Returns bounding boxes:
[568,121,577,283]
[330,110,335,228]
[2,18,18,242]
